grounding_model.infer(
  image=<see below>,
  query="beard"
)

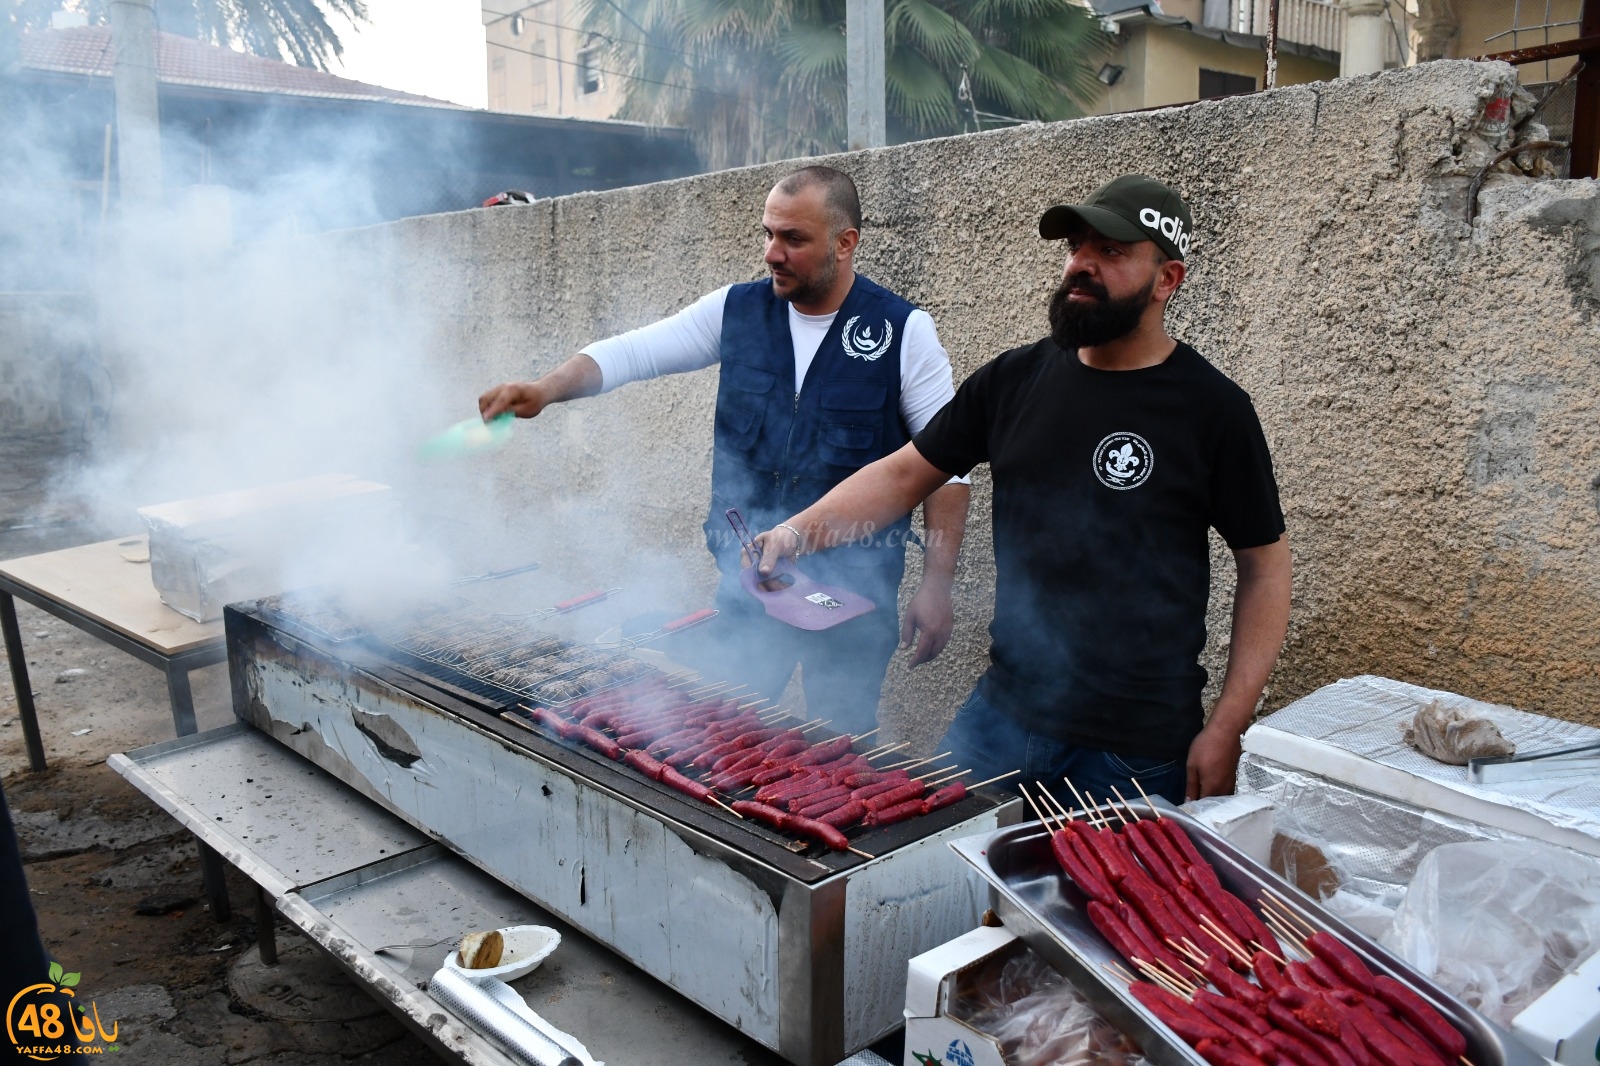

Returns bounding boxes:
[773,253,838,307]
[1048,272,1156,349]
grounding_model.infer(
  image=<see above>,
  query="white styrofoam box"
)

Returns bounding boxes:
[1241,676,1600,859]
[1513,946,1600,1065]
[137,473,395,621]
[903,1015,1007,1066]
[1182,793,1274,866]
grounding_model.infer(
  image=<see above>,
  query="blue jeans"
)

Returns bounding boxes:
[938,686,1189,806]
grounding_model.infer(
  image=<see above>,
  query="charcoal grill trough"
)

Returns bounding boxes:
[226,595,1015,1065]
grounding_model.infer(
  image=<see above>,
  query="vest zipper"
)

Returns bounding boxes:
[776,390,800,502]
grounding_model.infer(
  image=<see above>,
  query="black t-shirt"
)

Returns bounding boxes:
[914,338,1284,759]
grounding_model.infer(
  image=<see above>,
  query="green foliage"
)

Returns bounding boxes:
[579,0,1111,168]
[11,0,368,71]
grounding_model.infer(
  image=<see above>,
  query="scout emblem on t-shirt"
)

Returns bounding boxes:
[841,316,893,361]
[1093,431,1154,490]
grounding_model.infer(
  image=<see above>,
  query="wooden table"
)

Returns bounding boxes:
[0,535,233,918]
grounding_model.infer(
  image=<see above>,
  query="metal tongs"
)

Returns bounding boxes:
[1467,739,1600,784]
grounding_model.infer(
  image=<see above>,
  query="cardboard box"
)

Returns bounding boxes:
[903,926,1020,1066]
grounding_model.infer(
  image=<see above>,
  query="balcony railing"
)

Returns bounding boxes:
[1201,0,1412,64]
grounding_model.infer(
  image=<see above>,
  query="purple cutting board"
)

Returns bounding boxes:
[737,560,876,631]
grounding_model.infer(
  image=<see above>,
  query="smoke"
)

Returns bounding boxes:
[0,56,551,625]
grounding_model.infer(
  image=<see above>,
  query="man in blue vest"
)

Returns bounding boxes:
[479,166,970,734]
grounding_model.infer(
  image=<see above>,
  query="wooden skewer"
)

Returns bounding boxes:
[851,727,880,742]
[1104,786,1135,826]
[863,741,898,757]
[1168,937,1208,966]
[709,796,744,819]
[1134,958,1193,999]
[1261,889,1320,940]
[1154,956,1203,992]
[848,846,874,860]
[1252,940,1288,966]
[896,750,950,771]
[1198,916,1252,965]
[797,718,832,732]
[1062,776,1098,825]
[1083,791,1114,830]
[738,698,774,710]
[913,765,957,781]
[1018,782,1055,829]
[968,769,1022,790]
[1129,775,1164,817]
[866,742,911,761]
[1109,784,1142,822]
[1035,784,1071,821]
[1104,961,1138,985]
[924,768,972,787]
[1259,912,1307,958]
[1254,883,1318,941]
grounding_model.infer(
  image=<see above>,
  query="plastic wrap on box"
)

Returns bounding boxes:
[1382,840,1600,1026]
[945,946,1151,1066]
[1237,754,1542,934]
[137,474,396,622]
[1245,676,1600,848]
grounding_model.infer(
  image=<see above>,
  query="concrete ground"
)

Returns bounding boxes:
[0,430,440,1064]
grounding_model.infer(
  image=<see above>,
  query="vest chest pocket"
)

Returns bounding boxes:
[817,382,888,467]
[717,362,779,451]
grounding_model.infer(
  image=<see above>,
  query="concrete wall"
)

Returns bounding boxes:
[296,59,1600,749]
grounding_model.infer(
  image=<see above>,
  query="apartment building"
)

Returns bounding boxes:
[483,0,627,120]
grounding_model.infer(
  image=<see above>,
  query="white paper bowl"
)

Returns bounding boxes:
[442,925,561,981]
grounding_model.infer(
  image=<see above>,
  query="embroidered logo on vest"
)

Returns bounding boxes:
[841,316,893,361]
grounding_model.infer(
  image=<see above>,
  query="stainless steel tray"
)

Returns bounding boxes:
[948,800,1545,1066]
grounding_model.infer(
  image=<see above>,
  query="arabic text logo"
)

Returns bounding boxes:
[7,961,120,1060]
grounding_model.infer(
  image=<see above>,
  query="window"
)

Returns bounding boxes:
[1199,68,1255,99]
[578,42,602,95]
[510,14,523,36]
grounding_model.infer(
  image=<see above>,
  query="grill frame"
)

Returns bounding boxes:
[226,600,1015,1064]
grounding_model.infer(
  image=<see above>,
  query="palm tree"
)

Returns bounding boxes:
[8,0,368,72]
[577,0,1111,169]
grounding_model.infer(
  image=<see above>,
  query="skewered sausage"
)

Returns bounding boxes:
[1192,1038,1270,1066]
[1127,982,1230,1045]
[786,814,851,851]
[821,801,865,829]
[1050,833,1116,905]
[863,798,926,826]
[922,782,967,811]
[622,749,666,779]
[1306,932,1377,996]
[862,781,926,812]
[1370,977,1467,1059]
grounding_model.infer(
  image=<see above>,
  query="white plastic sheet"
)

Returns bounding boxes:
[1381,840,1600,1025]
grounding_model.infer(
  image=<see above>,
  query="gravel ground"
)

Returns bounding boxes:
[1,431,441,1064]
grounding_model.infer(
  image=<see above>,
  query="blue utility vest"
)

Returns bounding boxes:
[704,275,916,607]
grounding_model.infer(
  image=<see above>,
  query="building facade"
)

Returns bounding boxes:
[483,0,627,120]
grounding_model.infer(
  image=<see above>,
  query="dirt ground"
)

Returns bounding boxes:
[1,431,440,1064]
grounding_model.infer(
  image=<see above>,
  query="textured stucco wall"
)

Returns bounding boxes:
[297,59,1600,751]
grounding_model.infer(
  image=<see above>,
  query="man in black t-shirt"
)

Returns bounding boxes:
[748,175,1291,804]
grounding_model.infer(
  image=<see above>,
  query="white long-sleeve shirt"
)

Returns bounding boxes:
[583,284,960,438]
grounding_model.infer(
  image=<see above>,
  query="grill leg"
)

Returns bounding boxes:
[164,662,199,738]
[255,885,278,965]
[199,841,231,923]
[1,593,45,773]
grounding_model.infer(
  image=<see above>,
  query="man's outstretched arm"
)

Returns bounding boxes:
[479,354,604,421]
[901,482,970,666]
[1185,534,1292,800]
[754,442,955,573]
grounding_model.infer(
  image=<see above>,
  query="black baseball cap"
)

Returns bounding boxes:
[1039,174,1193,261]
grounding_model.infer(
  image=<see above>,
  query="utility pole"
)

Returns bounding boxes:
[846,0,885,150]
[111,0,162,207]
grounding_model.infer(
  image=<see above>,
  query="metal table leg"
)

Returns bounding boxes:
[0,592,45,772]
[198,841,231,923]
[164,662,199,737]
[255,885,278,966]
